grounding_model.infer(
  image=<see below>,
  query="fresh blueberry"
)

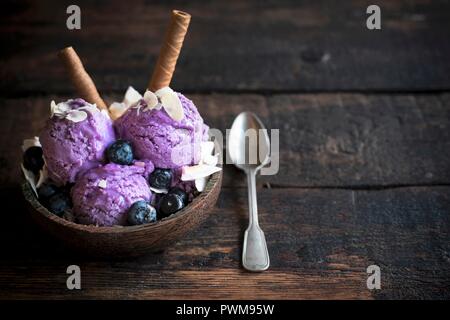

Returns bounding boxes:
[149,169,172,190]
[158,193,185,219]
[169,187,188,205]
[127,200,157,225]
[23,146,44,174]
[37,183,59,203]
[106,140,134,165]
[47,192,71,216]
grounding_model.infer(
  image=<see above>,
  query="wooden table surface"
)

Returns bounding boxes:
[1,0,450,299]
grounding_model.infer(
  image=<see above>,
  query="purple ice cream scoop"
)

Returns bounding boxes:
[71,163,152,226]
[40,99,115,185]
[115,93,209,169]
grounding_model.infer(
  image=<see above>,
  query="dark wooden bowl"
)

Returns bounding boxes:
[22,170,222,258]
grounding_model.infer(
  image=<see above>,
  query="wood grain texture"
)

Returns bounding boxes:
[1,0,450,95]
[1,0,450,301]
[0,186,449,299]
[2,93,449,188]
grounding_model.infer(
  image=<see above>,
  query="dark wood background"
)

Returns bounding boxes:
[1,0,450,299]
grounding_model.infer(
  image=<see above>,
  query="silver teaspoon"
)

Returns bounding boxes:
[228,112,270,272]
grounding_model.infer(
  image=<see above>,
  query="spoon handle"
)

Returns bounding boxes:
[242,169,270,272]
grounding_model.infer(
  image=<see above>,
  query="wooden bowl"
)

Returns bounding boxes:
[22,170,222,258]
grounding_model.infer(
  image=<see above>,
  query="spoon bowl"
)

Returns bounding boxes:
[228,112,270,171]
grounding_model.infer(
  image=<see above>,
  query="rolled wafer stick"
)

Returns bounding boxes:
[58,46,108,111]
[149,10,191,91]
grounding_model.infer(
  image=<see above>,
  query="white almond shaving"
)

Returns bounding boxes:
[109,86,143,120]
[22,136,41,152]
[65,110,88,123]
[21,140,48,196]
[21,164,38,198]
[109,102,128,120]
[78,104,99,114]
[200,141,215,158]
[123,86,143,106]
[111,86,184,121]
[150,187,168,194]
[36,166,48,189]
[160,91,184,121]
[50,100,57,118]
[155,86,174,97]
[180,140,222,191]
[181,164,222,181]
[143,90,159,109]
[202,154,219,166]
[50,100,93,123]
[195,177,207,192]
[51,101,71,118]
[200,141,219,166]
[98,179,107,189]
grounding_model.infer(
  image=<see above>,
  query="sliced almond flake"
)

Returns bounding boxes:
[160,91,184,121]
[200,141,215,158]
[78,104,99,114]
[150,187,168,194]
[202,153,219,166]
[51,101,73,119]
[109,102,128,120]
[143,90,158,109]
[22,136,41,152]
[195,177,207,192]
[181,164,222,181]
[123,86,142,106]
[52,111,66,119]
[65,110,88,123]
[98,179,107,189]
[50,100,57,118]
[55,102,71,114]
[21,164,38,198]
[132,102,144,116]
[36,166,48,188]
[155,86,174,97]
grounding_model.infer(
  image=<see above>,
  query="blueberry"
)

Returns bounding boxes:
[37,183,59,204]
[106,140,134,165]
[23,146,44,174]
[47,192,71,216]
[158,193,185,219]
[169,187,188,205]
[127,200,157,225]
[149,169,172,190]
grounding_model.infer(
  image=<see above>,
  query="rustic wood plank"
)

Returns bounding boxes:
[2,93,449,188]
[0,186,449,299]
[2,0,450,95]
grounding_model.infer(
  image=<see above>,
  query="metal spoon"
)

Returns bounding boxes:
[228,112,270,272]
